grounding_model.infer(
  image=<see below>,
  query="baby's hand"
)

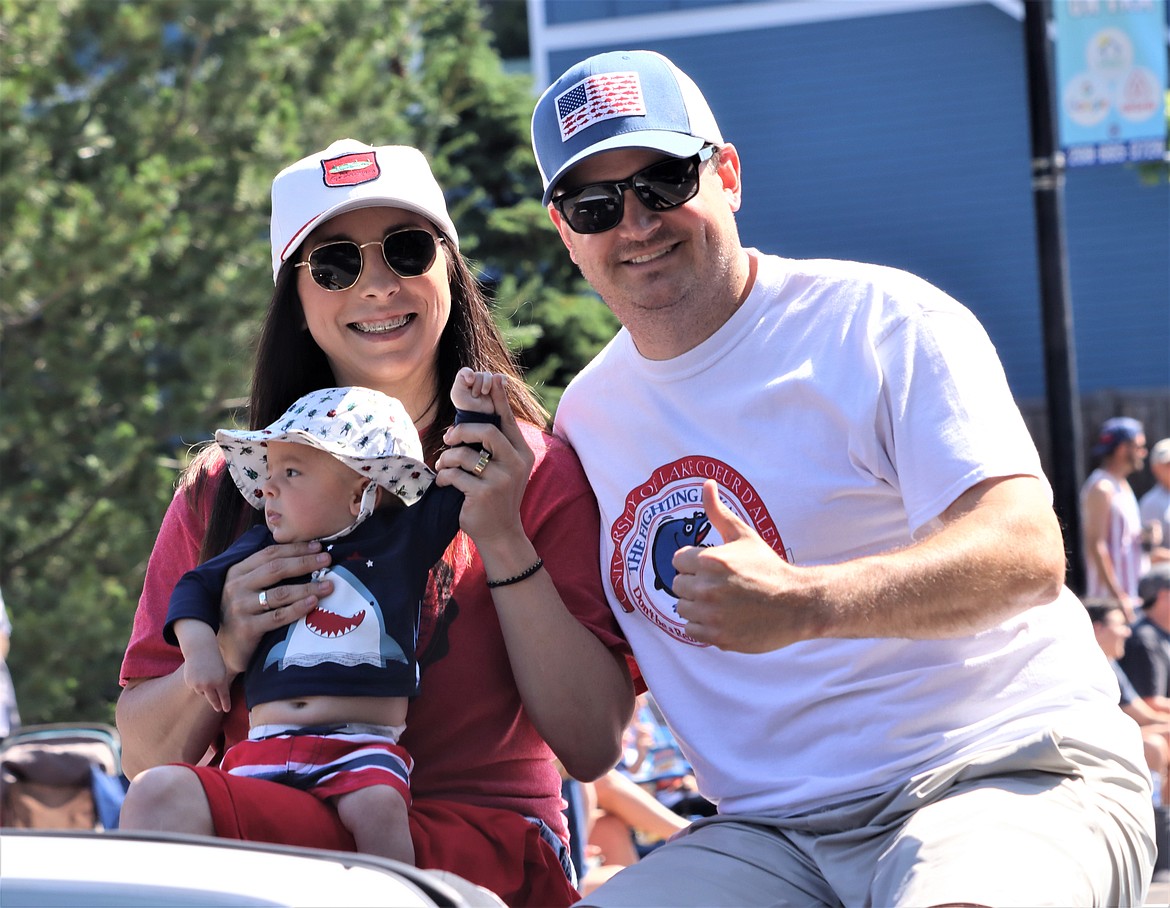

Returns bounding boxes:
[451,367,498,415]
[183,647,233,713]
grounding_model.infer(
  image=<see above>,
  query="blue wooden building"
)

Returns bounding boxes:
[527,0,1169,432]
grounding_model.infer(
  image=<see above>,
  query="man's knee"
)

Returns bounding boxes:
[120,764,213,834]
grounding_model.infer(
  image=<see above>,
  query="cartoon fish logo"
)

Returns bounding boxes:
[651,511,710,598]
[609,458,786,645]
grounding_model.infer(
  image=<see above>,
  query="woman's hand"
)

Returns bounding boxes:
[435,374,534,560]
[217,540,334,674]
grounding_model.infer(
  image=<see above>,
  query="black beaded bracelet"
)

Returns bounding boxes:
[486,558,544,589]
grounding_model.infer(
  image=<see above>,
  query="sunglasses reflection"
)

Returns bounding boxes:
[553,146,716,234]
[296,228,443,290]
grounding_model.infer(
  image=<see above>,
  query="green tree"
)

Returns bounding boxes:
[0,0,616,725]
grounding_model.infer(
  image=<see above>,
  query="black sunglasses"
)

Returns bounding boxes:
[552,146,717,235]
[296,227,444,291]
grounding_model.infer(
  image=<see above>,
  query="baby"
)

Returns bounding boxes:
[161,369,498,863]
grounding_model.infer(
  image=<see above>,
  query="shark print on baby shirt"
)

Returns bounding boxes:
[265,563,409,672]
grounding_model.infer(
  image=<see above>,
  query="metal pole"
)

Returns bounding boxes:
[1022,0,1085,593]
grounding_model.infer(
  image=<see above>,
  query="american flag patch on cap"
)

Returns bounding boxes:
[555,72,646,142]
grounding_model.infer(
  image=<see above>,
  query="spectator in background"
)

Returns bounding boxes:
[0,588,21,739]
[1081,417,1147,615]
[1085,597,1170,808]
[577,768,691,897]
[619,693,713,819]
[1140,438,1170,566]
[1120,564,1170,713]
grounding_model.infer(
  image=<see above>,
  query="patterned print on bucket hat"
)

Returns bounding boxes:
[216,387,434,511]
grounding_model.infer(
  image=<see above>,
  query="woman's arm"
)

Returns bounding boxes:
[438,378,634,782]
[118,486,334,777]
[592,768,689,841]
[481,556,634,782]
[117,672,224,777]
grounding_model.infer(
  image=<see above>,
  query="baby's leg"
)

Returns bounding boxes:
[334,785,415,864]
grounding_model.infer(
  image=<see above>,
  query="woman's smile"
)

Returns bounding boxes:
[350,314,414,335]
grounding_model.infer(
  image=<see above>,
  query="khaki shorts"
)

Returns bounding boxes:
[578,730,1156,907]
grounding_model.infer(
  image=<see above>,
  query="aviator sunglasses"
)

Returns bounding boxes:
[296,227,444,291]
[552,145,717,235]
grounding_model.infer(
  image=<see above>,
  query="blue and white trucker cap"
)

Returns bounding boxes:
[531,50,724,205]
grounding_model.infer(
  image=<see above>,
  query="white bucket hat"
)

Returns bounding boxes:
[269,139,459,283]
[216,387,434,537]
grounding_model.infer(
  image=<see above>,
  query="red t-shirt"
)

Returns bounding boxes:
[121,422,630,841]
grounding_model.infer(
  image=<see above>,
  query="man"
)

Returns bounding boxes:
[531,49,1154,906]
[1141,438,1170,565]
[1121,565,1170,712]
[1085,597,1170,805]
[1081,417,1148,612]
[1085,595,1170,879]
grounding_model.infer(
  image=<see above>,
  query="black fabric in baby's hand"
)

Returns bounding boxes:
[453,408,501,452]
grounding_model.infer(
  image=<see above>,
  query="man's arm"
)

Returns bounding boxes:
[1122,696,1170,726]
[672,475,1066,653]
[1082,478,1131,603]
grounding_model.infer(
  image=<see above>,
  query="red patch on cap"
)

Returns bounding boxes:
[321,151,380,187]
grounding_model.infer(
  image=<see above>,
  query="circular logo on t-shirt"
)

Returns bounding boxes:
[609,456,787,645]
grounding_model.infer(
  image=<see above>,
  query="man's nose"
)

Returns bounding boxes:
[619,190,662,235]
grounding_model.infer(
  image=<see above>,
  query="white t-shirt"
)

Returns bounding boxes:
[1139,482,1170,556]
[556,252,1133,816]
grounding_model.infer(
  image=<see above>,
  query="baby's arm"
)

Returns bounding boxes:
[173,618,233,713]
[451,367,498,415]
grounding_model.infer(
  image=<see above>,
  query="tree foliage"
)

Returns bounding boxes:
[0,0,617,725]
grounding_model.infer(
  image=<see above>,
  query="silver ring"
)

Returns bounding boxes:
[472,450,492,476]
[258,590,268,609]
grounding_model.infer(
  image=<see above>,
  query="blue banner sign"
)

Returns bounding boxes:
[1054,0,1167,167]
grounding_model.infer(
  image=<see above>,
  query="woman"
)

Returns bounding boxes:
[117,139,634,906]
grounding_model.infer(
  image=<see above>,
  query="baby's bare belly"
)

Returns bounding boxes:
[250,695,408,729]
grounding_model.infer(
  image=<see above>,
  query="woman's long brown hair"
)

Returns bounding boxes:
[185,229,548,563]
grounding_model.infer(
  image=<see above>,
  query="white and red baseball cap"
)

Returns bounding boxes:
[269,139,458,283]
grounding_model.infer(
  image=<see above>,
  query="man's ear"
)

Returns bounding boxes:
[548,205,579,265]
[714,143,743,214]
